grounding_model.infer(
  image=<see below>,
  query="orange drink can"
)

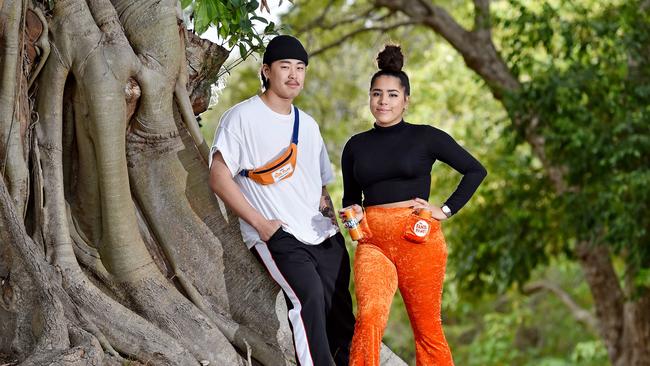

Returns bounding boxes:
[342,208,363,241]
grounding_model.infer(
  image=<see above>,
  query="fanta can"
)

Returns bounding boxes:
[342,208,363,241]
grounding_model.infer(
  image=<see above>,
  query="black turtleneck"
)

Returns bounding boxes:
[341,121,487,215]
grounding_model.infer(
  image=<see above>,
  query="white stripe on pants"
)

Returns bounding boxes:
[254,242,314,366]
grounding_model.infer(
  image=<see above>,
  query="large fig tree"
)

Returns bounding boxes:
[0,0,407,364]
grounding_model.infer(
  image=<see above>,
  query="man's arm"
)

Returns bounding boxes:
[320,186,340,232]
[209,151,282,242]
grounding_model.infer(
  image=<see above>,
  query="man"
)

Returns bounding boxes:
[209,35,355,366]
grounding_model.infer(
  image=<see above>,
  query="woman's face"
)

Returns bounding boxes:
[369,75,409,127]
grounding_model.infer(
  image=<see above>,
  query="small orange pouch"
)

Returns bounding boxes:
[239,106,299,185]
[403,209,434,243]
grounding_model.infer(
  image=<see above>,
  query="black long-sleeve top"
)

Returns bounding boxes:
[341,121,487,215]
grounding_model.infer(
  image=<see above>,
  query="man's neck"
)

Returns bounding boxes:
[260,91,293,115]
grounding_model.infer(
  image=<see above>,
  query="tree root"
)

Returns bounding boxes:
[61,267,200,365]
[0,0,30,217]
[174,77,209,162]
[127,130,294,364]
[20,326,104,366]
[0,173,70,359]
[123,274,247,365]
[66,204,112,283]
[26,6,49,89]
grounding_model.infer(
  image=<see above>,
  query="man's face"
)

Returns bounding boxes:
[262,59,306,100]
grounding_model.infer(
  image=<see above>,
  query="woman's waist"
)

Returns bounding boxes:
[360,177,431,206]
[363,201,441,232]
[366,199,418,209]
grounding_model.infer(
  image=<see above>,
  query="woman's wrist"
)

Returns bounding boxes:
[440,204,452,218]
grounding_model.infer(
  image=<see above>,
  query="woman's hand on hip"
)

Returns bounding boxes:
[413,198,448,221]
[339,204,364,222]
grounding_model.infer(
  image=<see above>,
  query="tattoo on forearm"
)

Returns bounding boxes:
[320,188,340,232]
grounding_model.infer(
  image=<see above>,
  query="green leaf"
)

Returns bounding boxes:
[239,44,248,60]
[251,16,268,24]
[219,22,230,39]
[204,0,219,22]
[193,1,210,34]
[180,0,193,10]
[240,19,252,33]
[247,0,259,12]
[264,21,275,34]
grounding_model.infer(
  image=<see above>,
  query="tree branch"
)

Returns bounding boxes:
[374,0,519,93]
[641,0,650,11]
[294,0,338,33]
[371,0,575,193]
[307,7,376,31]
[473,0,491,35]
[523,280,598,332]
[309,21,418,58]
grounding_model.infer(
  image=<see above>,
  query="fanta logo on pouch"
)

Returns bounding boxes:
[413,220,430,237]
[272,164,294,182]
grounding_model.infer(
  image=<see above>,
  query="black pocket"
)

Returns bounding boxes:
[267,227,286,242]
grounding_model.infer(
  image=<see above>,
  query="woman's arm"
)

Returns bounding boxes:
[341,140,363,208]
[431,128,487,216]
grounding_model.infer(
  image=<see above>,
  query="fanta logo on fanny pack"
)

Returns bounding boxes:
[273,164,294,182]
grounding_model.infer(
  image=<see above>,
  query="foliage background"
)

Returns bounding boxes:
[195,0,649,363]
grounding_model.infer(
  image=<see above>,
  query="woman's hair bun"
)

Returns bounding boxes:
[377,45,404,72]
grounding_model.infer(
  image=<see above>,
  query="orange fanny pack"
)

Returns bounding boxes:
[239,106,299,185]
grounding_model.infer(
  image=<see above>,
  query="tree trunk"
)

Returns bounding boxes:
[1,0,408,364]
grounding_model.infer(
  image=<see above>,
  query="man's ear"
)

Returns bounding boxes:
[261,64,270,79]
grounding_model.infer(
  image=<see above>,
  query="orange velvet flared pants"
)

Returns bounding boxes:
[349,207,454,366]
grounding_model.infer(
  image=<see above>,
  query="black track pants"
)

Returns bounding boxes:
[253,231,356,366]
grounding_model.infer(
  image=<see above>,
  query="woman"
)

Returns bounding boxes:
[339,45,487,365]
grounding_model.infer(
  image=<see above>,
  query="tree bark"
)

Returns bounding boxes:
[0,0,30,217]
[575,243,625,363]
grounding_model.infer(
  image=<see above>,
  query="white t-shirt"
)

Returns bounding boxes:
[210,95,337,249]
